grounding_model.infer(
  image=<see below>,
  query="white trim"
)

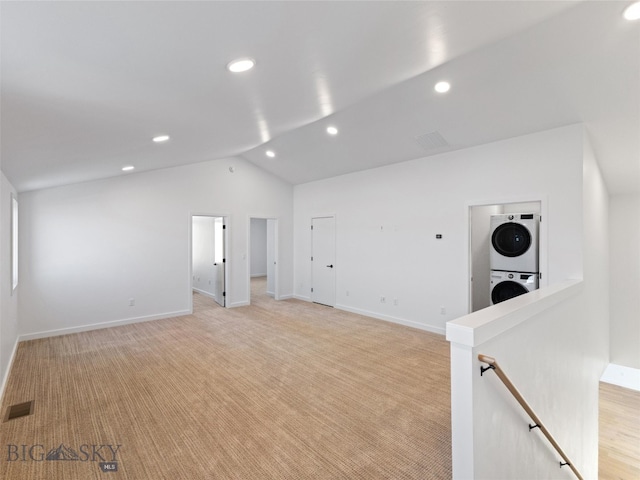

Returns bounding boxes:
[228,301,249,308]
[192,288,216,300]
[277,294,294,300]
[335,304,445,336]
[287,295,445,334]
[0,338,20,406]
[600,363,640,391]
[18,310,191,342]
[190,213,230,309]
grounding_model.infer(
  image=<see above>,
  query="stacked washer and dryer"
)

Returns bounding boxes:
[489,213,540,305]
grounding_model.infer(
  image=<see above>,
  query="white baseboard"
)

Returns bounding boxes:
[0,337,20,406]
[18,309,192,342]
[251,273,267,278]
[277,294,294,300]
[192,288,216,300]
[600,363,640,391]
[289,297,444,335]
[335,304,445,336]
[228,301,249,308]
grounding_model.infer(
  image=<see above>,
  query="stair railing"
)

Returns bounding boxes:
[478,354,584,480]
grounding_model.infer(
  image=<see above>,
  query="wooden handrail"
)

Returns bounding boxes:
[478,354,584,480]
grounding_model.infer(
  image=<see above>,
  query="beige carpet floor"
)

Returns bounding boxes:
[0,278,451,479]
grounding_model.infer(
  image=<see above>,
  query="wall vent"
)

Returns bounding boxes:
[4,400,34,422]
[414,131,450,151]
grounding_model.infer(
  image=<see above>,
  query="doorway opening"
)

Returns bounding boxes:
[191,215,227,312]
[249,217,278,305]
[468,201,543,313]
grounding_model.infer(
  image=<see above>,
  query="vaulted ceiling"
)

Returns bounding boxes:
[1,1,638,194]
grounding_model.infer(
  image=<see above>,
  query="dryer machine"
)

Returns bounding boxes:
[490,270,539,305]
[490,213,540,273]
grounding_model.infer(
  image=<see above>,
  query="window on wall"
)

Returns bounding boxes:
[11,194,18,292]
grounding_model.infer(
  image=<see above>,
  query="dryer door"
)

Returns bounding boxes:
[491,280,529,304]
[491,222,532,258]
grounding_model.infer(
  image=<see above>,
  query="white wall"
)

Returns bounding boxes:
[18,157,293,338]
[250,218,267,277]
[447,131,609,479]
[470,205,501,312]
[502,202,541,214]
[0,173,19,399]
[609,192,640,369]
[581,135,611,375]
[294,125,584,334]
[192,216,217,298]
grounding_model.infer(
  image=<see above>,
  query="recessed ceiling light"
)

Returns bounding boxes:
[326,126,338,135]
[227,58,255,73]
[266,150,276,158]
[152,135,170,143]
[623,1,640,20]
[434,81,451,93]
[122,166,135,172]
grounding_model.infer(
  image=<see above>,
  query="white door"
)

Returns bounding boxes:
[311,217,336,307]
[266,219,277,297]
[213,217,225,307]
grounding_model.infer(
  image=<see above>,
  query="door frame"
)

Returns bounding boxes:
[248,215,280,303]
[189,213,230,312]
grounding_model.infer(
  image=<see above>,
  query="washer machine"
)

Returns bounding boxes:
[490,270,539,305]
[490,213,540,273]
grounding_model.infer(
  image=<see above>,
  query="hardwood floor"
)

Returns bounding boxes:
[599,382,640,480]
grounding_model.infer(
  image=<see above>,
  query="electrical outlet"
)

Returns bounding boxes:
[346,290,350,296]
[393,298,398,306]
[129,298,135,307]
[380,296,386,303]
[440,306,446,315]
